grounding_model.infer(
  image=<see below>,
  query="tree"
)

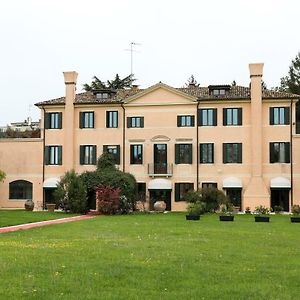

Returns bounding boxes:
[83,74,135,91]
[185,75,200,87]
[54,170,87,213]
[0,170,6,182]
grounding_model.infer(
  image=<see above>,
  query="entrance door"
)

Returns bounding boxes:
[154,144,167,174]
[225,188,242,211]
[149,190,171,211]
[271,189,289,211]
[44,188,57,209]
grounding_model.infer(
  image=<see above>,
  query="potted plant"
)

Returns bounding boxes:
[186,202,205,221]
[24,199,34,211]
[245,206,251,214]
[254,205,271,222]
[291,205,300,223]
[274,205,283,214]
[219,203,234,221]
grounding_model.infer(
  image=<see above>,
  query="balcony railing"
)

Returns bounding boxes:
[148,163,173,177]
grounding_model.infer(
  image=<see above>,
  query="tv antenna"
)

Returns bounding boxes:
[125,42,141,75]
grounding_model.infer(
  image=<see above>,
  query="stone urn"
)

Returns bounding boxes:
[46,203,56,212]
[153,200,166,212]
[24,199,34,211]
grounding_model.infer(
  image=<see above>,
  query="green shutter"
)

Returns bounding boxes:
[284,107,290,125]
[213,109,217,126]
[270,143,275,163]
[127,117,131,128]
[58,146,62,165]
[270,108,274,125]
[237,143,242,163]
[91,112,95,128]
[44,146,49,165]
[223,108,227,126]
[106,112,109,128]
[130,145,133,164]
[57,113,62,129]
[140,117,144,128]
[198,109,202,126]
[116,145,120,165]
[45,113,50,129]
[177,116,181,127]
[80,146,84,165]
[79,112,84,128]
[191,116,195,127]
[285,142,290,163]
[238,108,242,125]
[211,143,214,163]
[188,144,192,164]
[92,145,97,164]
[199,144,203,163]
[223,144,227,163]
[175,183,180,201]
[175,145,179,164]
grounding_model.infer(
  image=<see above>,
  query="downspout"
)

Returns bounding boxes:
[290,99,294,208]
[42,107,46,210]
[121,103,125,172]
[196,101,200,190]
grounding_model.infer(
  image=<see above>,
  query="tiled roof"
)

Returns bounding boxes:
[35,85,299,106]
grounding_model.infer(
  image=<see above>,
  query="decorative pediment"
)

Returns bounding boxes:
[151,135,171,142]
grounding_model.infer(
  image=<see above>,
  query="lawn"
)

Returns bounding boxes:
[0,213,300,299]
[0,210,78,227]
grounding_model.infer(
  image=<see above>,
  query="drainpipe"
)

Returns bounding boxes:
[290,99,294,208]
[121,103,125,172]
[42,107,46,210]
[196,101,200,190]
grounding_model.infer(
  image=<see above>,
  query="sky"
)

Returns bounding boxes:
[0,0,300,126]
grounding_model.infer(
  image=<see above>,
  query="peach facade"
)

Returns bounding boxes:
[0,63,299,212]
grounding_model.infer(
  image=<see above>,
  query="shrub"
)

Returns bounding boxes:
[96,184,120,215]
[254,205,271,215]
[187,202,206,216]
[0,170,5,182]
[291,205,300,215]
[54,170,87,213]
[274,205,283,214]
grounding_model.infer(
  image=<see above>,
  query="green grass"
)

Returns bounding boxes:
[0,213,300,299]
[0,210,78,227]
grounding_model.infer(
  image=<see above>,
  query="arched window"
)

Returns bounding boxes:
[9,180,32,200]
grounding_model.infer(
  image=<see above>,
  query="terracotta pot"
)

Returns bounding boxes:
[153,200,166,212]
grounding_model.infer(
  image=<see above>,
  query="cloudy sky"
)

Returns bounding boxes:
[0,0,299,125]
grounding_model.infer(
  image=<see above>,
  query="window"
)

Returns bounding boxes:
[200,143,214,163]
[130,144,143,164]
[103,145,120,164]
[45,112,62,129]
[198,109,217,126]
[127,117,144,128]
[9,180,32,200]
[106,111,118,128]
[96,93,109,99]
[270,142,290,163]
[175,144,192,164]
[223,143,242,163]
[213,89,226,96]
[175,183,194,201]
[80,145,97,165]
[45,146,62,165]
[270,107,290,125]
[177,115,195,127]
[202,182,218,189]
[137,183,146,202]
[79,112,94,128]
[223,108,242,126]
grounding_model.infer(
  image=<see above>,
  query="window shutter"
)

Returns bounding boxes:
[223,108,227,126]
[270,143,275,163]
[115,112,119,128]
[92,145,97,165]
[140,117,144,128]
[198,109,202,126]
[91,112,95,128]
[270,108,274,125]
[213,109,217,126]
[285,142,290,163]
[79,112,84,128]
[237,143,242,163]
[130,145,134,164]
[188,144,193,164]
[58,113,62,129]
[223,144,227,163]
[199,144,203,163]
[211,143,214,163]
[44,146,50,165]
[106,111,109,128]
[191,116,195,127]
[175,183,180,202]
[45,113,50,129]
[80,146,84,165]
[238,108,242,125]
[177,116,181,127]
[127,117,131,128]
[284,107,290,125]
[58,146,62,165]
[116,145,120,165]
[175,145,179,164]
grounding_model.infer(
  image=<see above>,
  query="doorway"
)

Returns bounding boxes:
[225,188,242,211]
[154,144,167,174]
[271,189,289,212]
[44,188,57,208]
[149,190,171,211]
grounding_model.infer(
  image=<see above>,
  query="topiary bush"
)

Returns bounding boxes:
[96,184,120,215]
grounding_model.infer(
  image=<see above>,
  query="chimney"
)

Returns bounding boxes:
[63,71,78,171]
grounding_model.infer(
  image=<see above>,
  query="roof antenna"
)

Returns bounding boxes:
[125,42,141,75]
